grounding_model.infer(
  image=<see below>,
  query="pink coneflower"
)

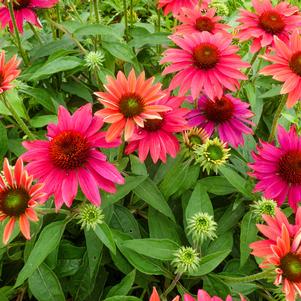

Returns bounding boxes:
[236,0,301,53]
[260,30,301,108]
[21,104,124,209]
[0,158,45,244]
[0,50,20,93]
[187,94,254,147]
[184,289,245,301]
[157,0,198,16]
[150,287,179,301]
[125,95,188,163]
[95,69,170,142]
[249,125,301,212]
[0,0,59,33]
[161,31,249,100]
[250,207,301,259]
[251,224,301,301]
[174,6,230,36]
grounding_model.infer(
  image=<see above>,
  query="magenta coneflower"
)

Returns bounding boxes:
[157,0,198,16]
[95,69,170,142]
[249,125,301,212]
[125,95,188,163]
[161,31,249,100]
[0,158,45,244]
[0,0,59,33]
[260,30,301,108]
[187,94,254,147]
[22,104,124,209]
[174,6,230,36]
[236,0,301,53]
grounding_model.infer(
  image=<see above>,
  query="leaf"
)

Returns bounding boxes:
[93,223,116,254]
[190,250,231,276]
[130,155,148,176]
[134,178,175,222]
[240,212,258,267]
[106,270,136,298]
[121,239,179,261]
[203,275,231,298]
[185,182,213,223]
[104,297,141,301]
[198,177,237,195]
[28,263,65,301]
[219,165,252,198]
[0,121,8,158]
[30,115,58,128]
[102,42,135,64]
[102,176,147,208]
[148,208,182,244]
[74,24,122,40]
[15,220,66,287]
[128,32,170,48]
[206,232,233,255]
[30,57,83,80]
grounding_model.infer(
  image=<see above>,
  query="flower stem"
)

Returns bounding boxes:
[130,0,133,27]
[117,142,125,161]
[28,23,43,44]
[1,94,35,140]
[268,94,287,142]
[123,0,128,41]
[7,1,29,66]
[93,0,100,23]
[218,270,273,283]
[162,273,182,299]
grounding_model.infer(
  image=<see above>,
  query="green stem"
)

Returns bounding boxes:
[56,3,62,38]
[93,0,100,23]
[268,94,287,142]
[130,0,133,27]
[37,208,71,215]
[117,142,125,161]
[28,23,42,44]
[162,273,182,299]
[218,270,273,283]
[46,18,87,54]
[123,0,128,41]
[1,94,35,140]
[7,1,29,66]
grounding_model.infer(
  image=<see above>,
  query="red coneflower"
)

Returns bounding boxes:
[0,158,45,244]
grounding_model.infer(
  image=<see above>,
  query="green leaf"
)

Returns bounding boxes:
[30,115,57,128]
[190,250,231,276]
[102,175,147,208]
[198,177,237,195]
[15,220,66,287]
[30,57,83,80]
[128,32,170,48]
[148,208,182,244]
[219,165,252,198]
[134,178,175,222]
[240,212,258,267]
[102,42,135,64]
[186,182,213,223]
[0,121,8,158]
[28,263,65,301]
[106,269,136,298]
[121,239,179,261]
[203,275,231,298]
[130,155,148,176]
[93,223,116,254]
[104,297,141,301]
[74,24,122,40]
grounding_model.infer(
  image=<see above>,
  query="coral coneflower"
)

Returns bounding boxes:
[260,30,301,108]
[0,0,59,33]
[150,287,179,301]
[22,104,124,209]
[174,6,230,36]
[236,0,301,53]
[95,69,170,142]
[157,0,198,16]
[249,125,301,212]
[0,51,20,93]
[161,31,249,100]
[251,224,301,301]
[184,290,245,301]
[0,158,45,245]
[187,94,254,147]
[125,95,188,163]
[249,206,300,259]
